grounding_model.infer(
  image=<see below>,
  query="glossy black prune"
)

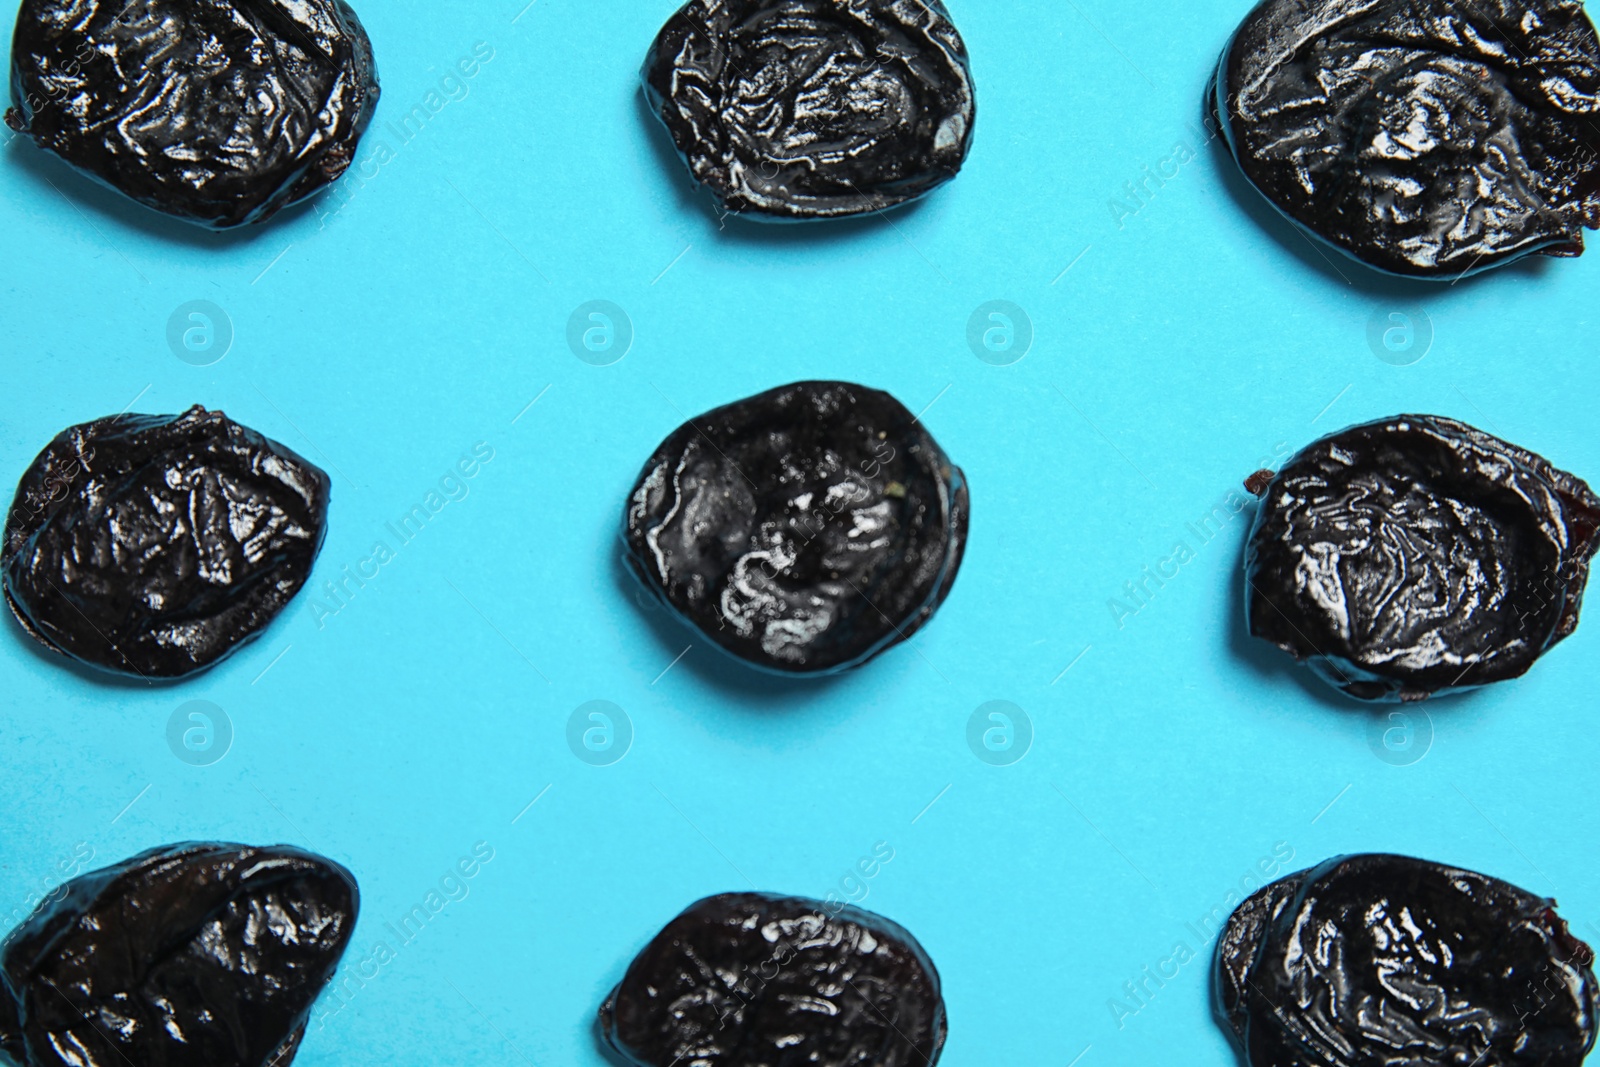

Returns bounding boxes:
[600,892,946,1067]
[1215,853,1599,1067]
[0,843,358,1067]
[641,0,976,220]
[1211,0,1600,277]
[3,406,330,680]
[1245,415,1600,701]
[5,0,379,229]
[623,380,967,674]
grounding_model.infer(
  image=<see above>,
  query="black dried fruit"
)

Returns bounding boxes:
[1211,0,1600,277]
[1244,415,1600,701]
[600,892,946,1067]
[6,0,379,229]
[641,0,976,220]
[623,380,967,674]
[0,842,358,1067]
[1215,853,1598,1067]
[3,406,331,680]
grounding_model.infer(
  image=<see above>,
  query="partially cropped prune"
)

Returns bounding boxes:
[642,0,976,220]
[0,843,358,1067]
[3,406,330,680]
[623,380,967,674]
[600,892,946,1067]
[1244,415,1600,700]
[1211,0,1600,277]
[5,0,379,228]
[1215,854,1599,1067]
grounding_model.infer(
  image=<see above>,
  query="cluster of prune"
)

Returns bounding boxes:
[601,892,946,1067]
[6,2,1600,1066]
[1244,415,1600,701]
[1212,0,1600,277]
[623,380,968,674]
[3,407,330,680]
[642,0,976,220]
[5,0,380,228]
[1216,853,1599,1067]
[0,844,357,1067]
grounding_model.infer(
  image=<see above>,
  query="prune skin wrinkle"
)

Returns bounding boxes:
[0,843,358,1067]
[600,892,947,1067]
[1211,0,1600,277]
[1244,415,1600,701]
[3,406,331,680]
[1215,854,1599,1067]
[641,0,976,220]
[623,380,968,674]
[5,0,379,229]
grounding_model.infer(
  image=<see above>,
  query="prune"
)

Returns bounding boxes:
[641,0,976,220]
[1244,415,1600,701]
[0,842,358,1067]
[1215,853,1598,1067]
[5,0,379,229]
[1211,0,1600,277]
[623,380,967,674]
[600,892,946,1067]
[3,406,330,680]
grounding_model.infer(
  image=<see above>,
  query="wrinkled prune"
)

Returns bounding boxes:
[1244,415,1600,701]
[1211,0,1600,277]
[3,406,330,680]
[1215,853,1599,1067]
[600,892,946,1067]
[0,843,358,1067]
[6,0,379,229]
[623,380,967,674]
[642,0,976,220]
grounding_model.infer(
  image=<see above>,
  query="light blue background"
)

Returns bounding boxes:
[3,1,1599,1064]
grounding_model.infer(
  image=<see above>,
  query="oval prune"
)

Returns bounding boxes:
[5,0,379,229]
[3,406,331,680]
[0,843,358,1067]
[1244,415,1600,701]
[1211,0,1600,277]
[1215,853,1599,1067]
[641,0,976,221]
[622,380,968,674]
[600,892,946,1067]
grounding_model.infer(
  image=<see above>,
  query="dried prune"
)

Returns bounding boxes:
[3,406,330,680]
[641,0,976,220]
[623,380,967,674]
[1244,415,1600,701]
[5,0,379,229]
[1211,0,1600,277]
[600,892,946,1067]
[1215,853,1599,1067]
[0,843,358,1067]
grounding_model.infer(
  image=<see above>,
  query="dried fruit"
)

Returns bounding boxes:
[623,380,967,674]
[1216,853,1599,1067]
[6,0,379,228]
[642,0,976,220]
[3,406,331,680]
[600,892,946,1067]
[0,843,358,1067]
[1211,0,1600,277]
[1244,415,1600,700]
